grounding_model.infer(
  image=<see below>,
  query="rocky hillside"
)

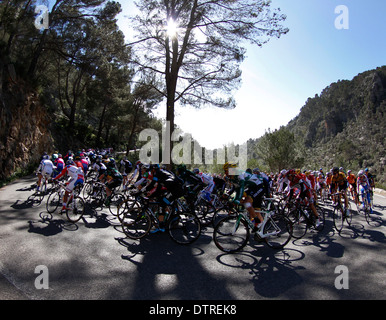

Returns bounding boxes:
[0,69,54,181]
[287,66,386,184]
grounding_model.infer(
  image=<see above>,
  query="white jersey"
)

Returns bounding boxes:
[39,159,55,174]
[67,165,84,180]
[198,172,214,185]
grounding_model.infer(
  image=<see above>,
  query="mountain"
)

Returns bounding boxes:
[249,66,386,186]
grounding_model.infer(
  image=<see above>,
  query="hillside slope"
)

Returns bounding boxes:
[286,66,386,184]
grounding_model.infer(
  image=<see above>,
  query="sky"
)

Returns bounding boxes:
[115,0,386,149]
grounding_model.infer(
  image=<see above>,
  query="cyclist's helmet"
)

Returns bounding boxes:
[347,170,351,174]
[252,168,260,174]
[358,170,364,177]
[66,157,74,165]
[365,168,369,172]
[332,167,339,174]
[193,168,200,174]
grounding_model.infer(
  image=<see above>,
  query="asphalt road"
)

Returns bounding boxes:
[1,175,385,301]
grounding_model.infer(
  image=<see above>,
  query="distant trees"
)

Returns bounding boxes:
[256,127,304,172]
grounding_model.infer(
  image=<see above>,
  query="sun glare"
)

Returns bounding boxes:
[166,18,178,38]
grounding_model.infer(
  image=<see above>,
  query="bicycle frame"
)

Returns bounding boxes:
[232,199,281,239]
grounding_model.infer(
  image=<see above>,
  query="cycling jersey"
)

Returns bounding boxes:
[145,169,184,205]
[56,158,64,171]
[347,174,356,185]
[357,175,370,190]
[331,172,347,187]
[54,164,84,192]
[38,159,55,176]
[55,165,84,181]
[105,166,123,190]
[197,172,215,194]
[306,174,316,190]
[80,158,89,174]
[357,175,371,204]
[106,167,123,181]
[287,174,314,203]
[245,173,270,208]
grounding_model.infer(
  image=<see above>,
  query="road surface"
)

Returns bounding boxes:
[0,175,385,301]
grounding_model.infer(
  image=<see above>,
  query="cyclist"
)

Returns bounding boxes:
[99,159,123,206]
[128,160,143,185]
[248,168,271,229]
[287,169,321,227]
[277,169,289,194]
[80,153,89,176]
[223,163,263,231]
[54,154,65,178]
[176,164,201,189]
[91,155,107,179]
[53,158,84,212]
[364,168,375,197]
[346,170,358,204]
[120,157,133,190]
[305,170,317,201]
[331,167,349,216]
[316,172,326,198]
[36,155,55,192]
[142,164,185,233]
[193,168,215,202]
[357,170,373,213]
[319,168,325,179]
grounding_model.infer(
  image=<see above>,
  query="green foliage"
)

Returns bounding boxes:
[254,126,304,172]
[0,0,162,158]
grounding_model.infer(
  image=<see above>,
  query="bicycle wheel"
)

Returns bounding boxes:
[363,198,372,224]
[345,203,353,226]
[66,196,85,223]
[168,212,201,245]
[108,193,125,216]
[213,216,249,253]
[212,206,237,227]
[314,205,326,231]
[46,191,61,214]
[121,207,151,239]
[82,182,93,200]
[333,205,344,232]
[194,199,215,226]
[117,198,141,223]
[263,213,293,249]
[287,209,308,239]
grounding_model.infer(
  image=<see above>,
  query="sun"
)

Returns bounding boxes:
[166,18,178,38]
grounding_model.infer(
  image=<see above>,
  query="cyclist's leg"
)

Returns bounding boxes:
[251,189,264,224]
